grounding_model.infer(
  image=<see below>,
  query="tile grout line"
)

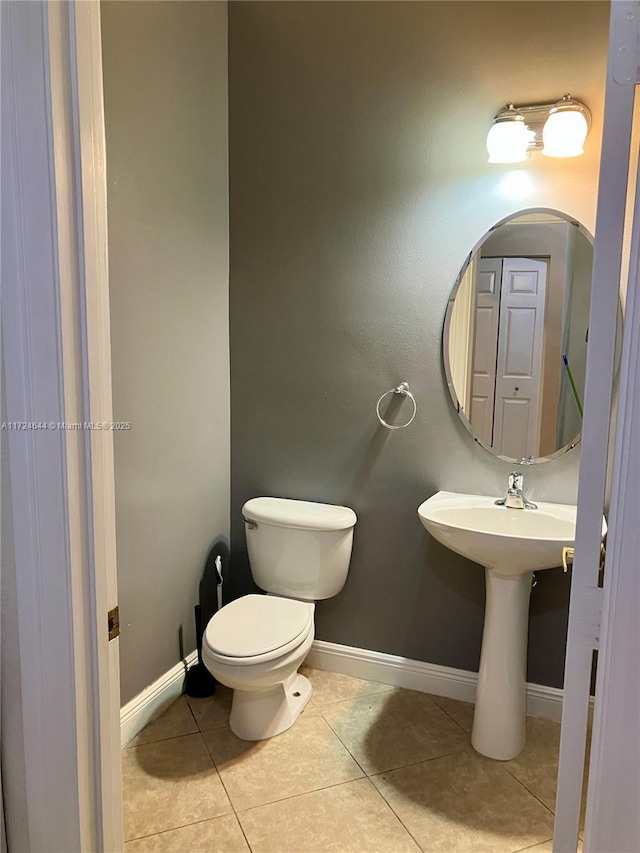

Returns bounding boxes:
[124,728,205,751]
[184,689,233,733]
[229,772,371,816]
[318,698,470,779]
[123,694,213,750]
[503,767,557,819]
[313,707,370,778]
[304,686,395,712]
[369,759,556,853]
[123,732,194,750]
[512,838,555,853]
[126,708,241,843]
[232,811,255,853]
[232,774,392,816]
[197,723,257,852]
[362,775,428,853]
[124,813,237,846]
[429,699,473,736]
[125,686,381,849]
[124,680,558,852]
[364,747,471,780]
[182,691,199,728]
[199,726,243,819]
[121,696,235,846]
[185,701,370,819]
[426,693,562,830]
[357,776,427,853]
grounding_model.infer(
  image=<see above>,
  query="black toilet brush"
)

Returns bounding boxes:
[185,604,216,697]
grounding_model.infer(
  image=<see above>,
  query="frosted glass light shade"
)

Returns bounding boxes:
[486,117,530,164]
[542,104,588,158]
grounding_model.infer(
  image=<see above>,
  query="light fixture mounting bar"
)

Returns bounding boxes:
[497,97,591,150]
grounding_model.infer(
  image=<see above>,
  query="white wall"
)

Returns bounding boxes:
[101,1,229,703]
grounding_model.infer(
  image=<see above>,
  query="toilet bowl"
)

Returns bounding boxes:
[202,594,315,740]
[202,497,357,741]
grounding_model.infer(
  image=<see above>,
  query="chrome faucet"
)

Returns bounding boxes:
[495,472,538,510]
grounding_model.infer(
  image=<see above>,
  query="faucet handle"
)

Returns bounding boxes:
[509,472,523,490]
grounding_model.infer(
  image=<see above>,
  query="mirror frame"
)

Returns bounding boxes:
[443,207,594,464]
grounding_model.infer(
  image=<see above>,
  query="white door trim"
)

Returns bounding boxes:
[583,101,640,853]
[1,2,122,849]
[554,3,638,850]
[68,3,123,846]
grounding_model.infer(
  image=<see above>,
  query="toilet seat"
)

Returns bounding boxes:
[204,594,314,666]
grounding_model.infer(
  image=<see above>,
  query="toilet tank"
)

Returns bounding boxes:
[242,497,357,600]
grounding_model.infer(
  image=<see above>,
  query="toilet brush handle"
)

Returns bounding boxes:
[194,605,203,664]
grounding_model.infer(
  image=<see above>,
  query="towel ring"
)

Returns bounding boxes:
[376,382,417,430]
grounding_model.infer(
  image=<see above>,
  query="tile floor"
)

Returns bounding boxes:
[122,667,576,853]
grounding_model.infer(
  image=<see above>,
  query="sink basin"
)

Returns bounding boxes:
[418,491,584,576]
[417,490,606,762]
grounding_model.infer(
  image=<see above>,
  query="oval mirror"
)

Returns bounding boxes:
[444,209,593,463]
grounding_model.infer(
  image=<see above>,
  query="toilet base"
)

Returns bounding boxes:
[229,672,312,741]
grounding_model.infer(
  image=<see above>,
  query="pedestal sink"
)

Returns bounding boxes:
[418,491,605,761]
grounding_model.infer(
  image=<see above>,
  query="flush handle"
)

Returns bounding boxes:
[243,517,258,530]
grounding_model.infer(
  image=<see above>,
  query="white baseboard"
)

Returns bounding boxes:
[121,640,588,746]
[306,640,573,722]
[120,651,197,747]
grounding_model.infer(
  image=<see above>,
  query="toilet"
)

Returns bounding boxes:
[202,497,357,741]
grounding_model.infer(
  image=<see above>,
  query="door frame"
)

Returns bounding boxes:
[3,1,640,851]
[554,2,640,851]
[584,132,640,853]
[2,2,122,850]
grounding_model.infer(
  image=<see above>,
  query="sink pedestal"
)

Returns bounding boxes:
[471,569,533,761]
[418,492,602,761]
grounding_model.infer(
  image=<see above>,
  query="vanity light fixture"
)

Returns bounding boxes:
[542,95,590,158]
[486,105,533,164]
[486,94,591,164]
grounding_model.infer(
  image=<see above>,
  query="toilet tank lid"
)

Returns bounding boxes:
[243,497,357,531]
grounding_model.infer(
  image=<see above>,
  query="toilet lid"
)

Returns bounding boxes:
[205,594,313,659]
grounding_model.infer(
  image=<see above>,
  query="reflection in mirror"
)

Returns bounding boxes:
[445,211,593,463]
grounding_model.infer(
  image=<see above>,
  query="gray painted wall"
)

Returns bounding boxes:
[101,1,230,704]
[228,1,609,688]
